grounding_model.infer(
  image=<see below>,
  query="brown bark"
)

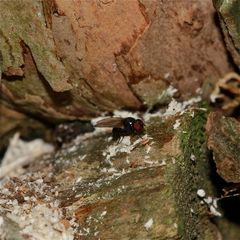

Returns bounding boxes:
[213,0,240,66]
[206,111,240,183]
[0,0,232,121]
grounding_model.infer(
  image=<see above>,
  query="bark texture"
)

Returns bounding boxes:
[213,0,240,66]
[206,112,240,183]
[0,0,232,121]
[0,104,52,155]
[0,111,227,240]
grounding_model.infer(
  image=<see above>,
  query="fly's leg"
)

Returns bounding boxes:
[112,128,122,141]
[112,128,127,143]
[117,136,124,144]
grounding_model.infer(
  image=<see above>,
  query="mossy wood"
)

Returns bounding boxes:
[2,111,239,239]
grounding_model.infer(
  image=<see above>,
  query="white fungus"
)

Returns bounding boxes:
[197,189,206,198]
[173,119,181,130]
[197,189,222,217]
[100,211,107,217]
[144,218,153,230]
[190,154,196,161]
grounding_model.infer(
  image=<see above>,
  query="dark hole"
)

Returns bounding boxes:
[208,151,240,224]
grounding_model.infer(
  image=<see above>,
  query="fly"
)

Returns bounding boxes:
[95,117,144,140]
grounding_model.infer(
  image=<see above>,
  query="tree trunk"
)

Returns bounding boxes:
[0,0,232,121]
[0,111,225,240]
[1,1,239,239]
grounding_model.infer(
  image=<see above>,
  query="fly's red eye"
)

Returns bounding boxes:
[133,120,144,133]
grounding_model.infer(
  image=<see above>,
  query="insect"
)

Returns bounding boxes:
[95,117,144,140]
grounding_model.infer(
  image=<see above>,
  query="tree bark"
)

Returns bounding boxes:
[0,111,223,240]
[0,0,232,121]
[213,0,240,66]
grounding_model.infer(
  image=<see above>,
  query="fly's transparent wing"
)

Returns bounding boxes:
[95,117,123,128]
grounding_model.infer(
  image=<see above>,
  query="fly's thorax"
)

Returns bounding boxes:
[123,117,135,134]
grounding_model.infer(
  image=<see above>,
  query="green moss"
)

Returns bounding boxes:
[170,108,218,240]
